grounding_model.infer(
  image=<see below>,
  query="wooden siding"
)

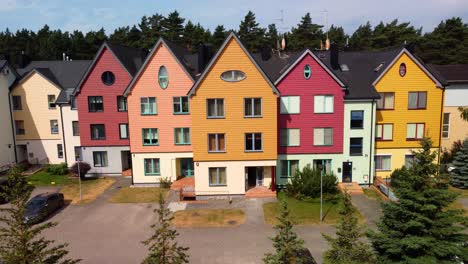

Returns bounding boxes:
[191,38,277,161]
[277,54,344,154]
[76,47,130,147]
[375,53,443,149]
[127,43,193,153]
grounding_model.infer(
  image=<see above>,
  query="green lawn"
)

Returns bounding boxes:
[449,186,468,199]
[108,187,168,203]
[263,192,359,225]
[61,177,116,204]
[363,187,383,201]
[27,170,72,186]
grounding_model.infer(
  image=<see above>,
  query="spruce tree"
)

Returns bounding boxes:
[238,11,266,52]
[451,138,468,188]
[0,166,79,264]
[289,13,323,51]
[212,25,227,49]
[263,201,312,264]
[142,193,189,264]
[368,138,468,263]
[322,192,375,264]
[161,10,185,45]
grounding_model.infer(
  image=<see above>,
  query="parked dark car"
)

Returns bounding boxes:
[24,193,65,224]
[0,177,8,204]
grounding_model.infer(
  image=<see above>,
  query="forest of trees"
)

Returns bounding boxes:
[0,10,467,65]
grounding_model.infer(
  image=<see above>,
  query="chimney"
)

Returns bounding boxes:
[330,43,339,70]
[16,51,30,68]
[261,46,271,61]
[198,43,213,72]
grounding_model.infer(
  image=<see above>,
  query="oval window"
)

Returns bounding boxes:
[220,70,246,82]
[304,64,311,79]
[101,71,115,86]
[399,63,406,77]
[158,66,169,89]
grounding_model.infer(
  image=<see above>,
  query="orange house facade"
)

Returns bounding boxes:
[124,39,196,184]
[188,33,278,198]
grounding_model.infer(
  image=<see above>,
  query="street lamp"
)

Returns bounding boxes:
[320,167,323,223]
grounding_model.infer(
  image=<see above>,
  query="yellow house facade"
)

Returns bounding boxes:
[374,49,444,178]
[188,33,278,198]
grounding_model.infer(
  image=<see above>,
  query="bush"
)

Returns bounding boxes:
[14,163,28,173]
[285,164,338,199]
[70,162,91,179]
[160,177,171,189]
[45,163,68,175]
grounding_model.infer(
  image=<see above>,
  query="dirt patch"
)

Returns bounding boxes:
[62,177,115,205]
[172,209,246,227]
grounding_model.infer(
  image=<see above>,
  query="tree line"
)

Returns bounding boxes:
[0,11,467,66]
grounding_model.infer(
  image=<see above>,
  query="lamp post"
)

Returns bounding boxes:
[320,169,323,223]
[76,156,82,203]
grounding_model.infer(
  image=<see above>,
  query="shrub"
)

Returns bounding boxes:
[45,163,68,175]
[285,164,338,199]
[159,177,171,189]
[70,162,91,179]
[14,163,28,173]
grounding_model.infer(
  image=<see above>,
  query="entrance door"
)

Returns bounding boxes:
[342,162,352,182]
[121,151,131,170]
[246,167,263,190]
[16,145,28,163]
[180,158,194,177]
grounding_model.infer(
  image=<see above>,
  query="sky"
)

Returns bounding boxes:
[0,0,467,35]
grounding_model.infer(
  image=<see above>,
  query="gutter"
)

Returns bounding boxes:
[8,93,17,163]
[368,99,376,187]
[59,105,68,164]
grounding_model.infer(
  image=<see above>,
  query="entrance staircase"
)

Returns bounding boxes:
[338,182,364,194]
[245,186,276,198]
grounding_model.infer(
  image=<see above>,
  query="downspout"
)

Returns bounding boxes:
[59,105,68,165]
[8,92,17,163]
[437,87,445,170]
[368,99,376,187]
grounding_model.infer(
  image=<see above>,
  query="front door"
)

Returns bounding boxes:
[342,162,352,182]
[180,158,194,177]
[246,167,263,191]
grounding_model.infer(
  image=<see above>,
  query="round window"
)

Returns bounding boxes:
[101,71,115,86]
[399,63,406,77]
[158,66,169,89]
[220,70,246,82]
[304,64,311,79]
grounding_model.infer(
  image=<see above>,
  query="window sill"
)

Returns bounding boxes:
[244,116,263,118]
[89,111,104,113]
[280,176,292,179]
[91,138,106,140]
[143,144,160,146]
[245,150,263,153]
[350,154,363,156]
[209,184,227,187]
[313,145,334,147]
[280,112,300,115]
[94,165,108,168]
[173,112,190,115]
[406,138,423,141]
[314,112,334,114]
[118,110,128,112]
[175,143,191,146]
[350,127,364,130]
[280,145,300,147]
[407,108,427,110]
[145,173,161,176]
[376,108,394,111]
[208,151,226,153]
[376,139,393,141]
[207,116,225,119]
[13,109,22,111]
[376,169,392,172]
[141,113,157,116]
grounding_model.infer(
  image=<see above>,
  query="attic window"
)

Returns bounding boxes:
[101,71,115,86]
[374,63,384,72]
[220,70,246,82]
[340,64,349,72]
[304,64,311,79]
[399,63,406,77]
[158,66,169,89]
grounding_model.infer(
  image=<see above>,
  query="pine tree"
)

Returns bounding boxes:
[368,138,468,263]
[348,22,373,51]
[0,166,79,264]
[327,25,348,48]
[265,24,279,49]
[322,192,375,264]
[238,11,266,52]
[451,138,468,188]
[162,10,185,45]
[263,201,312,264]
[212,25,227,49]
[289,13,323,51]
[142,193,189,264]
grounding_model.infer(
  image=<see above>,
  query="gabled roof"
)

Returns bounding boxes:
[123,38,197,96]
[430,64,468,84]
[187,32,279,97]
[0,59,20,88]
[73,42,147,96]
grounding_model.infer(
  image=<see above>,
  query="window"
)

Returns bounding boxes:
[408,92,427,109]
[313,159,332,175]
[207,99,224,118]
[280,128,300,146]
[406,123,425,140]
[244,98,262,117]
[314,95,334,113]
[72,121,79,136]
[70,96,77,110]
[158,66,169,89]
[377,93,394,110]
[314,128,333,146]
[209,167,227,186]
[173,96,189,114]
[74,147,81,160]
[304,64,311,79]
[93,151,108,167]
[142,128,159,145]
[101,71,115,86]
[57,144,63,159]
[281,160,299,178]
[144,158,160,175]
[50,120,59,134]
[442,113,450,138]
[208,134,225,152]
[220,70,246,82]
[399,63,406,77]
[119,124,128,139]
[376,124,393,141]
[174,128,190,145]
[88,96,103,112]
[405,154,415,168]
[15,120,25,135]
[12,96,22,110]
[117,96,127,112]
[140,97,157,115]
[350,111,364,129]
[90,124,105,140]
[48,95,56,109]
[280,96,300,114]
[245,133,262,152]
[375,155,391,171]
[350,137,363,156]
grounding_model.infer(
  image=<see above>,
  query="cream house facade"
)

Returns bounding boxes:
[0,60,18,170]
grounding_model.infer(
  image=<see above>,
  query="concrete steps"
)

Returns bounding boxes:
[338,182,364,194]
[245,187,276,198]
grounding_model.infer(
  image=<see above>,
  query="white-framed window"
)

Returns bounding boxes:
[406,123,425,140]
[244,98,262,117]
[174,128,190,145]
[119,124,128,139]
[57,144,63,159]
[350,110,364,129]
[208,134,225,152]
[313,159,332,175]
[72,121,79,136]
[442,113,450,138]
[280,160,299,178]
[90,124,105,140]
[48,94,56,109]
[173,96,189,114]
[245,133,262,151]
[117,96,127,112]
[377,92,394,110]
[314,95,334,113]
[93,151,108,167]
[408,92,427,109]
[88,96,103,112]
[144,158,160,175]
[313,128,333,146]
[140,97,157,115]
[207,99,224,118]
[158,66,169,89]
[209,167,227,186]
[50,120,59,134]
[376,124,393,141]
[280,96,300,114]
[280,128,300,146]
[375,155,391,171]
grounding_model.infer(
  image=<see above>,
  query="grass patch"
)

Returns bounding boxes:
[27,170,72,186]
[61,177,115,205]
[172,209,245,227]
[449,186,468,199]
[363,188,383,201]
[263,192,362,225]
[108,187,168,203]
